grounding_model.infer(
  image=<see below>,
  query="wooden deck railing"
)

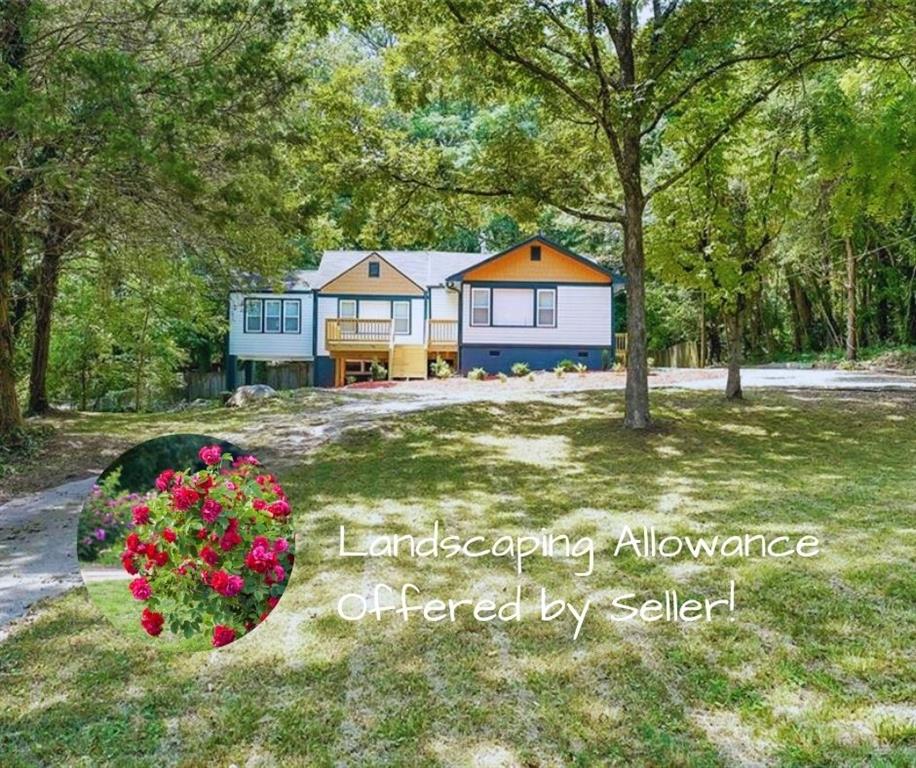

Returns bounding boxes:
[615,333,628,365]
[427,319,458,348]
[326,318,393,349]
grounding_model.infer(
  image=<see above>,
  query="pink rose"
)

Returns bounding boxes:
[267,499,291,519]
[155,469,175,492]
[131,505,150,525]
[129,577,152,601]
[198,445,223,466]
[200,498,222,523]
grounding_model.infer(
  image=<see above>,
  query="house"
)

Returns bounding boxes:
[227,235,625,387]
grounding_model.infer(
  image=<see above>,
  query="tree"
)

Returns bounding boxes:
[0,0,32,436]
[649,107,796,399]
[359,0,883,427]
[1,0,304,431]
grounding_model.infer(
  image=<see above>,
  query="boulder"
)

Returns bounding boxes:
[226,384,278,408]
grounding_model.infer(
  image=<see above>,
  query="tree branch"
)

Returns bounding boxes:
[646,51,846,200]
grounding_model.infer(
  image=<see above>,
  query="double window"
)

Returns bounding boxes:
[469,287,557,328]
[336,298,411,334]
[244,298,301,334]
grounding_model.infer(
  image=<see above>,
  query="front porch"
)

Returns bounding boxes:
[325,318,458,386]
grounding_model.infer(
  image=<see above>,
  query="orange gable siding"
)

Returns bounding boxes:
[462,241,611,283]
[321,255,424,296]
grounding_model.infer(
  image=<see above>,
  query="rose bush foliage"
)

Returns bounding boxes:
[122,447,294,648]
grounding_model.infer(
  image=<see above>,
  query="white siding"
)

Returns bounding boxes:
[407,298,425,344]
[461,284,611,346]
[429,287,459,320]
[229,292,314,360]
[316,295,337,357]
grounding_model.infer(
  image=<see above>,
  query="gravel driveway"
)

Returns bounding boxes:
[0,366,913,639]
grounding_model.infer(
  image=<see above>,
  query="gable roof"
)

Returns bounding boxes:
[445,234,616,282]
[315,249,485,289]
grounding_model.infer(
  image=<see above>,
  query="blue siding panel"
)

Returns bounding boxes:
[459,345,608,374]
[315,356,335,387]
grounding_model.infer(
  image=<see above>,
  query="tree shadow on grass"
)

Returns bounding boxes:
[2,390,914,766]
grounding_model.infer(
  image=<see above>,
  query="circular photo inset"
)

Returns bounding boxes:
[78,434,295,650]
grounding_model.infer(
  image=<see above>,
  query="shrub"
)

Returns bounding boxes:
[430,356,452,379]
[498,372,508,383]
[468,367,487,381]
[370,360,388,381]
[77,468,140,561]
[527,373,535,382]
[120,447,294,647]
[601,348,613,370]
[556,359,577,372]
[554,364,565,378]
[574,362,588,375]
[510,362,530,377]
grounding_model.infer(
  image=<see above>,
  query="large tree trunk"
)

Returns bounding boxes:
[845,237,857,361]
[27,228,67,414]
[725,297,744,400]
[0,229,22,435]
[621,186,650,429]
[788,276,812,352]
[0,0,31,437]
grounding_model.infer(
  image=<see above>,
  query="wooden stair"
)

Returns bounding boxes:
[389,345,428,380]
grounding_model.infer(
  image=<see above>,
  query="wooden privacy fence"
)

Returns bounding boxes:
[185,361,311,399]
[649,340,704,368]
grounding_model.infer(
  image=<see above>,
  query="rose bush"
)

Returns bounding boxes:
[122,447,294,647]
[77,468,146,561]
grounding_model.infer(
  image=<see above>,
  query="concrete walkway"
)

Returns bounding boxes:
[0,367,912,639]
[0,475,97,638]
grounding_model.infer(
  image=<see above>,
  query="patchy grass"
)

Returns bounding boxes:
[1,390,914,767]
[84,580,210,654]
[0,389,341,501]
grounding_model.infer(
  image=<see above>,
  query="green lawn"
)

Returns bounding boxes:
[1,390,914,767]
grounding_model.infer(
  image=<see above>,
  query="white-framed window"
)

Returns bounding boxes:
[244,299,262,333]
[264,299,282,333]
[470,288,490,326]
[536,289,556,327]
[338,299,357,318]
[283,300,300,333]
[392,301,410,334]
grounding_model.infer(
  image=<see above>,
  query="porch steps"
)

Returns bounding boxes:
[389,345,428,380]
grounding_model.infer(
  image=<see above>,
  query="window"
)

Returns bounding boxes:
[536,289,556,327]
[264,299,282,333]
[244,297,301,334]
[393,301,410,334]
[339,299,357,318]
[368,261,380,278]
[492,288,534,326]
[283,300,301,333]
[244,299,262,333]
[471,288,490,326]
[531,245,541,261]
